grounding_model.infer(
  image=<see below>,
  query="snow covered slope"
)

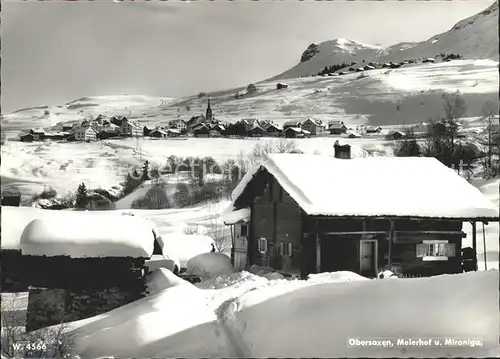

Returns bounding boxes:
[272,2,498,80]
[63,269,499,358]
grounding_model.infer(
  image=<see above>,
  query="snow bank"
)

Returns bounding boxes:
[307,271,370,284]
[234,270,499,357]
[161,234,216,268]
[186,252,235,278]
[145,255,180,274]
[146,268,194,295]
[20,215,156,258]
[231,154,499,219]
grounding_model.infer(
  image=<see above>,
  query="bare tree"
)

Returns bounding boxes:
[481,100,500,171]
[442,90,467,153]
[1,295,75,358]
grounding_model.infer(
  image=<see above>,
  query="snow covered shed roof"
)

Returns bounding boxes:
[20,215,157,258]
[230,154,499,220]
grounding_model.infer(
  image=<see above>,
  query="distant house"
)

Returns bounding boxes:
[423,58,436,63]
[382,63,391,68]
[348,132,362,139]
[276,83,288,90]
[75,126,97,142]
[97,127,120,140]
[149,129,168,138]
[283,121,302,130]
[284,127,309,138]
[1,188,21,207]
[169,119,188,133]
[166,128,182,138]
[241,118,260,132]
[247,124,265,137]
[62,125,73,132]
[20,133,35,142]
[110,116,127,127]
[25,129,45,141]
[223,153,499,279]
[187,115,206,132]
[337,71,347,75]
[120,118,142,137]
[44,131,67,141]
[193,124,210,137]
[264,122,283,137]
[387,130,405,140]
[328,121,347,135]
[143,126,152,137]
[366,126,382,134]
[301,119,327,135]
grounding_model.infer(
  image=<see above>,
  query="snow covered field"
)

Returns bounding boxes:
[0,136,390,202]
[58,268,499,358]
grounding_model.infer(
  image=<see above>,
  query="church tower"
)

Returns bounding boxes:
[205,98,213,122]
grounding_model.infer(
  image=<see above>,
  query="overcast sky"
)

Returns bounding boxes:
[1,0,494,113]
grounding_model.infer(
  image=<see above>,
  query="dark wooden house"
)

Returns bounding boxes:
[224,153,498,279]
[19,215,165,331]
[328,121,347,135]
[2,188,22,207]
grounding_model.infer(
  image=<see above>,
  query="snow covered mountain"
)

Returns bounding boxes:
[379,1,499,63]
[272,2,498,80]
[271,39,386,80]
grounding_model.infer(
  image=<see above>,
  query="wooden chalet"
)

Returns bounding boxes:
[247,124,265,137]
[284,127,307,138]
[328,121,347,135]
[301,119,327,135]
[283,120,302,130]
[19,215,166,331]
[224,153,499,279]
[366,126,382,134]
[264,122,283,137]
[149,128,168,138]
[193,123,210,137]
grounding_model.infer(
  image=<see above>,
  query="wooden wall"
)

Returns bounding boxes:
[248,172,303,275]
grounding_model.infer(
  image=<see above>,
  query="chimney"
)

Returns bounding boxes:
[334,141,351,159]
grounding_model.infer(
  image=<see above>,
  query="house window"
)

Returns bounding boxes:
[280,242,293,257]
[240,224,248,237]
[258,238,268,254]
[416,241,455,261]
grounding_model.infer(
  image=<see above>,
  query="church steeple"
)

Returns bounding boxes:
[205,98,213,122]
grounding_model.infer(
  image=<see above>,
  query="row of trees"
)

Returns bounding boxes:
[393,92,499,178]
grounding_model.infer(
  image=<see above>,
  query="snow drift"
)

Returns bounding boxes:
[65,269,499,358]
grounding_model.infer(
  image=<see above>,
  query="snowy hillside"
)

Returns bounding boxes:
[272,2,498,80]
[1,60,498,136]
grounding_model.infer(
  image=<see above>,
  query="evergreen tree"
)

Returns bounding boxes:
[75,182,89,209]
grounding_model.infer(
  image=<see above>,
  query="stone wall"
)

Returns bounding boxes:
[26,284,148,332]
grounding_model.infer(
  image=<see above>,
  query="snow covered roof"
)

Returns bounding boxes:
[222,208,251,225]
[20,215,157,258]
[230,154,499,219]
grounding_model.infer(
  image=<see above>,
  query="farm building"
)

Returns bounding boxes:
[247,124,265,137]
[283,121,302,130]
[328,120,347,135]
[149,129,168,138]
[264,122,283,137]
[120,118,142,137]
[366,126,382,134]
[387,130,405,140]
[193,124,210,137]
[168,119,188,133]
[18,215,166,331]
[75,126,97,142]
[284,127,309,138]
[223,153,498,279]
[301,119,327,135]
[276,83,288,90]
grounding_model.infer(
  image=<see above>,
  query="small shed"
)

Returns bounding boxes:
[329,121,347,135]
[276,83,289,90]
[20,215,161,331]
[1,188,21,207]
[284,127,303,138]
